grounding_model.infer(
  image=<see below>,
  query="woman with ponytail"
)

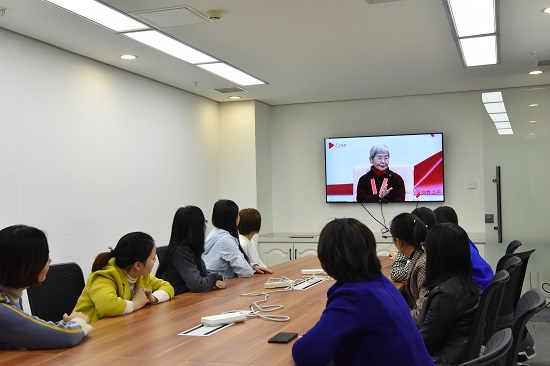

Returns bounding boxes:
[203,200,272,279]
[73,232,174,322]
[389,212,428,319]
[157,206,225,295]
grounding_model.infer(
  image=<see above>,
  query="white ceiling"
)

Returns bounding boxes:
[0,0,549,106]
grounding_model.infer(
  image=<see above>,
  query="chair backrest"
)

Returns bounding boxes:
[26,262,85,322]
[494,250,536,330]
[504,289,547,366]
[156,245,168,263]
[459,328,513,366]
[460,270,510,363]
[484,257,520,343]
[352,164,415,200]
[505,240,522,254]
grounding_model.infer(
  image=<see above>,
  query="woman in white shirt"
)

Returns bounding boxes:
[237,208,272,272]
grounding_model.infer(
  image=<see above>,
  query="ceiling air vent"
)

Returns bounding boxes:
[366,0,403,4]
[214,87,248,94]
[537,59,550,67]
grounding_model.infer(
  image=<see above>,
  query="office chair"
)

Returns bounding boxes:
[483,257,521,343]
[27,262,85,322]
[459,328,512,366]
[460,270,509,363]
[505,240,522,254]
[494,250,536,330]
[156,245,168,263]
[504,289,547,366]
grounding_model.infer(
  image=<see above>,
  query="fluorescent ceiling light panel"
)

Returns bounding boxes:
[123,30,217,64]
[497,129,513,135]
[447,0,496,37]
[197,63,265,86]
[484,102,506,114]
[494,122,512,129]
[489,113,509,122]
[44,0,148,32]
[482,91,502,103]
[460,36,497,66]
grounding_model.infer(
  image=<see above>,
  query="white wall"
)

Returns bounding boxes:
[269,93,486,236]
[0,28,220,276]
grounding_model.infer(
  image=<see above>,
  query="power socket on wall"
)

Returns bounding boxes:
[485,214,494,223]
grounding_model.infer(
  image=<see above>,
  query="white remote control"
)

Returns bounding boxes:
[264,280,294,288]
[201,312,246,326]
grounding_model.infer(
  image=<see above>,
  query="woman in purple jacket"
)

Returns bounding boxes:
[292,218,434,366]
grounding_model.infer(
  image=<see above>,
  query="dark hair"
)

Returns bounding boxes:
[389,212,427,251]
[212,199,239,239]
[317,218,381,282]
[423,223,478,293]
[237,208,261,235]
[157,206,206,277]
[434,206,459,225]
[92,232,155,272]
[411,207,437,230]
[0,225,50,288]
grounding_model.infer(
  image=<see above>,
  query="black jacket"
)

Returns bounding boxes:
[415,276,480,364]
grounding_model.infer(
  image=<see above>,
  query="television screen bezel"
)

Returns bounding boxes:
[324,132,445,203]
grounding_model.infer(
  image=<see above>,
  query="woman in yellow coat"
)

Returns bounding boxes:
[73,232,174,322]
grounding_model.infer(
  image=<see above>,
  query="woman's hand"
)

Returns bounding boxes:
[389,251,397,262]
[253,265,273,274]
[132,287,149,310]
[214,280,226,290]
[63,312,90,323]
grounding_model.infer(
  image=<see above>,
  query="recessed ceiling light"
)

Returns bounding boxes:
[542,7,550,14]
[197,62,265,86]
[529,104,539,107]
[529,133,535,136]
[529,70,543,75]
[229,96,241,100]
[120,54,137,60]
[497,128,514,135]
[529,120,537,123]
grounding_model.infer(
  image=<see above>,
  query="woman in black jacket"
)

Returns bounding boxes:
[416,223,480,364]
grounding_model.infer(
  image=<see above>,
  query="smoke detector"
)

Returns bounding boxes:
[206,9,223,20]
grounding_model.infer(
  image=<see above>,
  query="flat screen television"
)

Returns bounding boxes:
[325,133,444,203]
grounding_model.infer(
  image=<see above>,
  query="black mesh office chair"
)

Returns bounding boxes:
[156,245,168,263]
[27,262,85,322]
[460,270,509,363]
[504,289,547,366]
[459,328,512,366]
[494,250,535,330]
[505,240,522,254]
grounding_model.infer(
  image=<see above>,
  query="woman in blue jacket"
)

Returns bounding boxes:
[292,218,434,366]
[0,225,92,350]
[203,199,271,279]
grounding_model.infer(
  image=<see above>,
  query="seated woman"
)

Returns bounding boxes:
[390,207,436,282]
[416,223,480,364]
[292,218,434,366]
[237,208,271,271]
[73,232,174,322]
[389,212,428,319]
[203,200,271,279]
[434,206,493,289]
[156,206,225,295]
[0,225,92,350]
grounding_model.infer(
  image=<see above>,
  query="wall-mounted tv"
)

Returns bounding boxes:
[325,133,444,203]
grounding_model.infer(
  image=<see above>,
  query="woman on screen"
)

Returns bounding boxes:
[0,225,92,349]
[356,144,405,203]
[156,206,225,295]
[292,218,434,366]
[416,223,479,364]
[73,232,174,322]
[389,212,428,319]
[203,199,271,279]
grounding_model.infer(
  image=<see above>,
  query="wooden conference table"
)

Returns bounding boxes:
[3,256,402,365]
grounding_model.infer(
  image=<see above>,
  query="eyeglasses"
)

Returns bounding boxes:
[373,155,389,162]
